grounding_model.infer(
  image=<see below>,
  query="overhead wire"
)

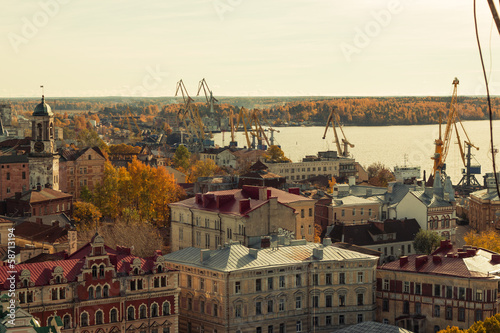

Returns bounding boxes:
[473,0,500,199]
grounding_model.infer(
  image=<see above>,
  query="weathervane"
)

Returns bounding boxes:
[40,85,44,99]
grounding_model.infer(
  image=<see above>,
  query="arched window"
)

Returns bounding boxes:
[92,266,98,278]
[151,304,159,317]
[47,316,53,326]
[81,313,88,327]
[140,305,147,319]
[127,307,135,320]
[88,286,94,300]
[110,309,118,323]
[103,285,109,298]
[63,315,71,329]
[99,264,105,277]
[163,301,170,315]
[55,276,61,284]
[96,286,102,299]
[158,265,163,273]
[133,268,139,275]
[37,123,42,140]
[95,311,103,325]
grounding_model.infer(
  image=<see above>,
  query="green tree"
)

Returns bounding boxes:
[187,159,223,183]
[264,145,291,163]
[413,229,442,255]
[173,145,191,171]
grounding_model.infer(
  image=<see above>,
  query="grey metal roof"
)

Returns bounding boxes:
[164,243,378,272]
[334,321,413,333]
[471,188,499,201]
[411,190,452,208]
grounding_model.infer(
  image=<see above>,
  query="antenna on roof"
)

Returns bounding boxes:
[40,85,44,97]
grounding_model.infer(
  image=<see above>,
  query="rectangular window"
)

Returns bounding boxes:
[256,328,262,333]
[383,279,389,290]
[360,208,364,215]
[279,276,285,288]
[213,281,218,293]
[256,278,262,292]
[357,314,363,323]
[313,316,319,327]
[267,300,274,313]
[279,299,285,312]
[458,307,465,322]
[339,294,345,307]
[357,293,364,306]
[446,306,453,320]
[357,272,363,283]
[383,298,389,311]
[404,281,410,293]
[268,277,274,290]
[309,208,312,216]
[415,283,421,295]
[434,284,441,297]
[326,273,332,285]
[434,305,441,317]
[339,315,345,325]
[416,302,421,315]
[352,208,356,216]
[368,208,372,216]
[256,301,262,315]
[187,275,192,288]
[339,273,346,285]
[295,274,301,287]
[446,286,452,298]
[341,209,345,217]
[205,233,210,247]
[403,301,409,314]
[200,278,205,290]
[459,287,465,300]
[295,296,302,309]
[235,281,241,294]
[313,274,319,286]
[235,304,242,318]
[312,295,319,308]
[326,315,332,325]
[326,295,332,307]
[408,244,412,253]
[179,228,183,241]
[296,320,302,332]
[267,326,273,333]
[279,324,285,333]
[476,290,483,301]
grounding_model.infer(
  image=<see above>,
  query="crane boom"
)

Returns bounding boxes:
[322,107,353,157]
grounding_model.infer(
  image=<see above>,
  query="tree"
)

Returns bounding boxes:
[109,143,141,155]
[367,162,395,187]
[413,229,442,255]
[438,313,500,333]
[187,159,224,183]
[264,145,291,163]
[328,177,337,193]
[464,230,500,253]
[173,145,191,171]
[79,220,164,257]
[77,128,109,152]
[73,201,102,231]
[438,326,466,333]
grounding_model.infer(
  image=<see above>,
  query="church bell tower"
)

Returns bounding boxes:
[28,94,59,190]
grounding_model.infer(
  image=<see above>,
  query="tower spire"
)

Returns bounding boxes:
[40,85,44,102]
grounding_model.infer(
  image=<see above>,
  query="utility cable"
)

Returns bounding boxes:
[474,0,500,199]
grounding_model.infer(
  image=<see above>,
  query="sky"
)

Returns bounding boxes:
[1,0,500,97]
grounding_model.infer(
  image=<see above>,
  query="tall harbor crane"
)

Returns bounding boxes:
[431,78,480,182]
[175,79,207,151]
[322,106,354,157]
[197,78,218,114]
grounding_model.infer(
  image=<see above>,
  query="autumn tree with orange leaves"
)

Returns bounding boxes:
[464,230,500,253]
[90,159,185,227]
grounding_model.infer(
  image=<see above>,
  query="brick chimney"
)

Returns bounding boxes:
[239,199,251,213]
[399,256,408,267]
[288,187,300,195]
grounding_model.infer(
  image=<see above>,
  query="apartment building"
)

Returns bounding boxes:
[469,174,500,232]
[265,151,357,182]
[377,240,500,332]
[0,234,179,332]
[164,239,379,333]
[169,185,316,251]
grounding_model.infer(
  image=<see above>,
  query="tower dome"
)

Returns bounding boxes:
[33,95,53,116]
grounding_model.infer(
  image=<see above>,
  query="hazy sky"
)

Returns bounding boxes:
[2,0,500,97]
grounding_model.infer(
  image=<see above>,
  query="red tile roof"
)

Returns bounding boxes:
[7,188,72,203]
[170,185,312,216]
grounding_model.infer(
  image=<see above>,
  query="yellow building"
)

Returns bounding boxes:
[169,185,317,252]
[164,238,379,333]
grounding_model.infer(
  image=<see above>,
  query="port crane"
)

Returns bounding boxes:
[431,78,480,184]
[233,107,270,150]
[322,106,354,157]
[197,78,218,114]
[175,79,207,151]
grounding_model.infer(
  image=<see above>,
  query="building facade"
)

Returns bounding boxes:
[377,240,500,332]
[164,239,379,333]
[0,234,179,333]
[0,154,29,200]
[469,175,500,232]
[5,187,73,217]
[265,151,357,182]
[169,185,316,252]
[59,147,106,199]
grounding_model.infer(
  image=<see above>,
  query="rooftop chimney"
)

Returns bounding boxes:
[195,193,202,205]
[239,199,251,213]
[261,237,270,249]
[288,187,300,195]
[200,249,211,263]
[399,256,408,267]
[432,255,442,264]
[249,248,258,259]
[313,247,324,260]
[415,255,428,269]
[277,234,285,245]
[491,254,500,264]
[322,238,332,246]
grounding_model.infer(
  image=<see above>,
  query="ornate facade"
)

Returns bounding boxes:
[0,234,179,333]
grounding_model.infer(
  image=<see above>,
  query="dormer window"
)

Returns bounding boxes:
[55,276,61,284]
[134,268,139,275]
[157,265,163,273]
